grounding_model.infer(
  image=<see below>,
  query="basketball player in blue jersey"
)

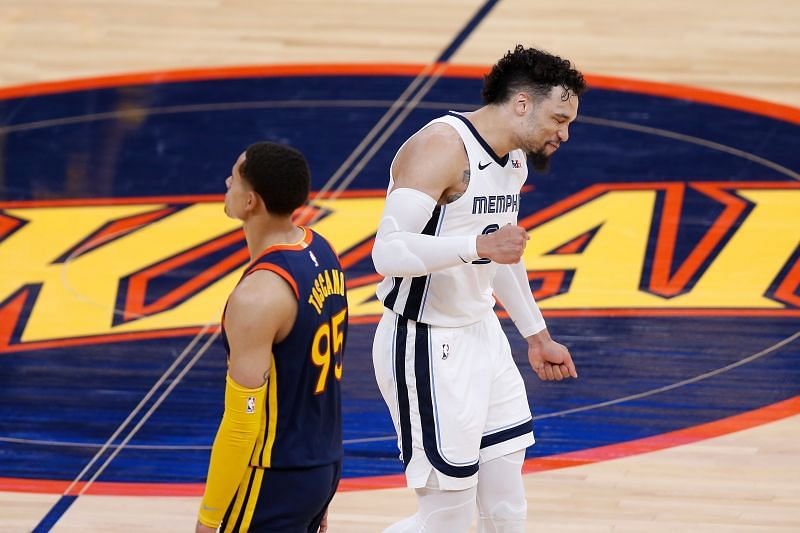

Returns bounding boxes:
[197,142,347,533]
[371,45,586,532]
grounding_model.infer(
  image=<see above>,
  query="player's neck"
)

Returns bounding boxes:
[464,105,516,158]
[243,214,304,260]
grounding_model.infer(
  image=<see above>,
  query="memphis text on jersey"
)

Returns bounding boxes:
[0,180,797,350]
[472,194,520,214]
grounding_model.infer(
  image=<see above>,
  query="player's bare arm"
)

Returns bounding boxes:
[195,271,297,533]
[390,122,468,202]
[381,123,529,268]
[225,270,297,387]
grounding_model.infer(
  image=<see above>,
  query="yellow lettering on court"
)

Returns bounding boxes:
[1,188,794,346]
[0,197,385,343]
[523,188,799,309]
[523,190,665,308]
[310,197,385,258]
[0,203,242,342]
[346,283,386,318]
[669,189,800,308]
[310,197,386,319]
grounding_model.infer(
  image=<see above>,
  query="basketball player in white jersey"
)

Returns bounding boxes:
[371,45,586,532]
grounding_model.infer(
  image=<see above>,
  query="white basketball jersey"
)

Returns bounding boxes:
[376,112,528,327]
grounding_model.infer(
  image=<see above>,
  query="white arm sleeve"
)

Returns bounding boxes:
[493,259,547,338]
[371,188,480,277]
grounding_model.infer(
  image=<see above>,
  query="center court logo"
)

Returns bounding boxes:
[0,181,797,351]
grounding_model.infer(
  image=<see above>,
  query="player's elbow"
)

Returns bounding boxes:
[371,237,425,277]
[371,237,397,277]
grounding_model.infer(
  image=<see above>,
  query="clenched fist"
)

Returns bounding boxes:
[476,224,529,264]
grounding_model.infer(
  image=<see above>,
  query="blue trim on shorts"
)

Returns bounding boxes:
[394,317,413,469]
[415,323,479,478]
[480,419,533,449]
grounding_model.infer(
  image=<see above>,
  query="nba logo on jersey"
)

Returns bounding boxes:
[309,251,320,267]
[246,396,256,414]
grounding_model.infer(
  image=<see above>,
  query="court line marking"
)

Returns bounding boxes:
[0,100,401,134]
[29,5,489,523]
[0,437,210,450]
[534,329,800,420]
[12,0,795,519]
[57,323,216,497]
[29,93,794,459]
[43,44,448,506]
[5,328,797,449]
[1,100,795,181]
[11,13,491,504]
[28,325,220,532]
[319,64,450,206]
[305,66,439,212]
[30,235,225,530]
[76,330,221,495]
[23,78,455,492]
[8,91,800,497]
[578,116,800,181]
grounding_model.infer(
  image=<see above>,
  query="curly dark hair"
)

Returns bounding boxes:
[240,142,310,215]
[482,45,586,104]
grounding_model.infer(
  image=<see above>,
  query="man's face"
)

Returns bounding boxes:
[522,86,579,172]
[223,152,249,219]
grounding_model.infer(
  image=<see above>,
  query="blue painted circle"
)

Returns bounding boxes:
[0,71,798,484]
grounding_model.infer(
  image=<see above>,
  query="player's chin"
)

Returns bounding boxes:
[529,150,552,173]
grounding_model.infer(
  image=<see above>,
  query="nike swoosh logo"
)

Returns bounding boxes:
[478,161,492,170]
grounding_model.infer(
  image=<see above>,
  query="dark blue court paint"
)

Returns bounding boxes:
[32,495,77,532]
[0,72,797,492]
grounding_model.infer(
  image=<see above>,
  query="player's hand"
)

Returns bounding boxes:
[318,507,329,533]
[195,521,216,533]
[527,329,577,381]
[476,224,529,264]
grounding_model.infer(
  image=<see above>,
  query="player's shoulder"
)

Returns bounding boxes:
[395,121,466,176]
[232,269,296,311]
[407,121,463,155]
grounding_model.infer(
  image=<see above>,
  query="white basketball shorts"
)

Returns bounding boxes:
[372,308,535,490]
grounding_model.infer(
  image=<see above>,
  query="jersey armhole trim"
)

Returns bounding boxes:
[246,264,300,300]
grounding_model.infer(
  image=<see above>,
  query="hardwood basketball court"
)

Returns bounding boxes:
[0,1,798,531]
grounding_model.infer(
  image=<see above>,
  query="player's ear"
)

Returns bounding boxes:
[245,190,258,212]
[514,92,530,116]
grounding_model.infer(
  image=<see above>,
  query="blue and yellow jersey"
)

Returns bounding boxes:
[221,227,347,468]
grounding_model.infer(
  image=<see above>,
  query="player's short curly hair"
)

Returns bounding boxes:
[240,142,310,215]
[482,45,586,104]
